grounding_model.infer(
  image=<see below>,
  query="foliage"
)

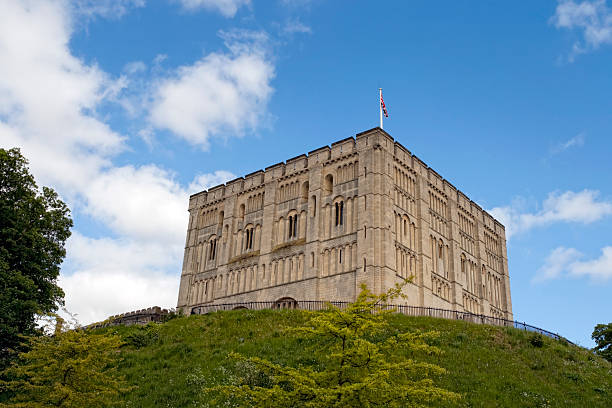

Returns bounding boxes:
[592,323,612,362]
[0,148,72,366]
[530,333,545,348]
[205,283,461,407]
[0,318,131,407]
[88,308,612,407]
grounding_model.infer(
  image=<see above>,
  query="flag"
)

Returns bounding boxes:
[380,92,388,117]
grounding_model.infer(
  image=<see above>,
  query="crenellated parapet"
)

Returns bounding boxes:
[177,127,513,321]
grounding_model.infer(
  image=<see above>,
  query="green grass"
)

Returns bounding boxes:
[96,310,612,407]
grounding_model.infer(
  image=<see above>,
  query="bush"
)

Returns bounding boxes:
[530,334,545,348]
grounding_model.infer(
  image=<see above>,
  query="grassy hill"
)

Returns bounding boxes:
[96,310,612,407]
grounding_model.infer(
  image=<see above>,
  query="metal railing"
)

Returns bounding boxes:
[191,300,575,346]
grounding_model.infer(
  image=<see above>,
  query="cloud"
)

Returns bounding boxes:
[551,132,586,154]
[59,232,181,323]
[283,19,312,34]
[534,247,582,281]
[174,0,251,17]
[189,170,236,194]
[535,246,612,282]
[488,190,612,238]
[71,0,146,19]
[0,0,236,324]
[552,0,612,61]
[149,30,275,149]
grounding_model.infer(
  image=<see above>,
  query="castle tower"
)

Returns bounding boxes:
[177,128,513,320]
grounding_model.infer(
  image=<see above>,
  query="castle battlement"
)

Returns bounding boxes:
[178,128,512,319]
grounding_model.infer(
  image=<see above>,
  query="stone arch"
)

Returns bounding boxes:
[274,297,298,309]
[333,196,345,227]
[287,209,299,239]
[232,305,248,310]
[310,194,317,217]
[301,181,309,202]
[323,174,333,195]
[254,224,262,250]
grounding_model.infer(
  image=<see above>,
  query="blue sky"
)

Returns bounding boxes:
[1,0,611,346]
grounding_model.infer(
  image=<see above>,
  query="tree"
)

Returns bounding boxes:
[205,283,461,407]
[592,323,612,363]
[0,317,132,407]
[0,148,72,366]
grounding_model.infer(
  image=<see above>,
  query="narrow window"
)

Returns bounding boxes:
[339,249,342,264]
[288,217,293,239]
[339,202,344,225]
[335,203,339,226]
[293,215,298,237]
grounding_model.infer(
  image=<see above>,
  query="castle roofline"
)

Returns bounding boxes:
[187,127,505,230]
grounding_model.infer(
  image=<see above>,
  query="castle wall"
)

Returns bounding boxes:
[177,128,513,320]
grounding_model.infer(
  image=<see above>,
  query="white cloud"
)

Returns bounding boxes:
[552,132,586,154]
[535,246,612,282]
[552,0,612,61]
[0,0,236,325]
[534,247,582,281]
[283,19,312,34]
[71,0,146,20]
[149,30,275,149]
[489,189,612,238]
[59,232,181,323]
[189,170,236,194]
[175,0,251,17]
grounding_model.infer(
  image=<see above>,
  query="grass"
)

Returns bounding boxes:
[96,310,612,407]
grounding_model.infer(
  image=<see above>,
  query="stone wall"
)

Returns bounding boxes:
[177,127,513,320]
[88,306,172,328]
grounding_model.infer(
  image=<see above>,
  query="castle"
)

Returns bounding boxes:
[177,128,513,320]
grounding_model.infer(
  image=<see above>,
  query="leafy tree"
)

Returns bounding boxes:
[0,148,72,366]
[592,323,612,363]
[205,283,461,407]
[0,317,132,407]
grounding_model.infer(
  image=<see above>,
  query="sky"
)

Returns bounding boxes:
[1,0,611,347]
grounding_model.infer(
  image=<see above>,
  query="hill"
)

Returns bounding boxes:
[96,310,612,407]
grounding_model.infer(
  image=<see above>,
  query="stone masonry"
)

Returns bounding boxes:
[177,128,513,320]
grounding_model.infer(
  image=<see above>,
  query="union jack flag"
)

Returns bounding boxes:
[380,92,388,117]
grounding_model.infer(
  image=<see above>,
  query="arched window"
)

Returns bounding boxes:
[287,213,298,239]
[310,195,317,217]
[244,226,254,250]
[334,201,344,226]
[239,203,245,221]
[324,174,333,195]
[209,238,217,260]
[301,181,309,202]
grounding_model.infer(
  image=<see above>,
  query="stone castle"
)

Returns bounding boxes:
[177,128,513,320]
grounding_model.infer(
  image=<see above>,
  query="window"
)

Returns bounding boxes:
[339,249,343,264]
[334,201,344,226]
[244,227,254,250]
[324,174,333,195]
[209,238,217,260]
[288,214,298,239]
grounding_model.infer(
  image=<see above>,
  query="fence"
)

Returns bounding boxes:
[191,300,575,346]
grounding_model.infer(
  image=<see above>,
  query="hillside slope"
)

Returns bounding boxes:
[98,310,612,407]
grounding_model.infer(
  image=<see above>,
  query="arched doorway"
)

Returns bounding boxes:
[274,297,298,310]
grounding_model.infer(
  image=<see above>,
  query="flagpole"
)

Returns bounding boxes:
[379,88,383,129]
